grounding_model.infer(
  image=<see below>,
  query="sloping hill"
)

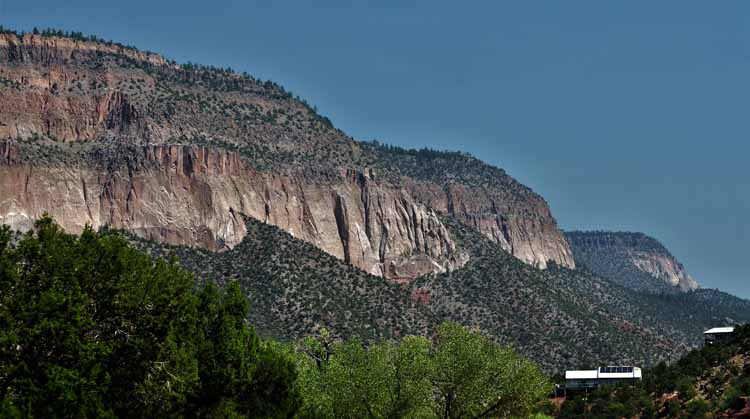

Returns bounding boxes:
[131,217,750,373]
[417,221,750,372]
[130,216,433,342]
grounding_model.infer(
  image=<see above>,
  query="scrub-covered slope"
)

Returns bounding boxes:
[133,217,750,373]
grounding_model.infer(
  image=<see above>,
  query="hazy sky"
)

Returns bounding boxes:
[3,1,748,298]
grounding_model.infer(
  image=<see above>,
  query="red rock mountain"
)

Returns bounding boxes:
[0,32,574,280]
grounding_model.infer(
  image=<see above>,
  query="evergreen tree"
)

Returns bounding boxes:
[0,216,300,417]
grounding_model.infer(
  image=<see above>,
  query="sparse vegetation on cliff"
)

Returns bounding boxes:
[0,26,576,274]
[359,141,516,189]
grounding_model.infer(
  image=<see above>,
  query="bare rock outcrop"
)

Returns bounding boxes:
[405,180,575,269]
[0,34,155,142]
[0,142,466,280]
[630,252,699,292]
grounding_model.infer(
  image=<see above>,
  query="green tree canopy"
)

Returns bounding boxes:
[0,216,300,417]
[0,216,552,418]
[297,322,550,419]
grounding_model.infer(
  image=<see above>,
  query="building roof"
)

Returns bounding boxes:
[566,366,642,380]
[704,327,735,335]
[565,370,598,380]
[599,367,642,379]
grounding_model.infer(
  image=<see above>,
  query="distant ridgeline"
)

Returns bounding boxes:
[565,231,699,293]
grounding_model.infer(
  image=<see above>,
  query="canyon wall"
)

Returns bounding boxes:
[0,32,575,275]
[0,142,466,280]
[405,181,575,269]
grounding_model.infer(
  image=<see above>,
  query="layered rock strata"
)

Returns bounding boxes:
[405,181,575,269]
[0,142,466,280]
[0,32,575,274]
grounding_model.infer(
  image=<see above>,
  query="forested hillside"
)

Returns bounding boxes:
[132,216,750,373]
[0,217,552,418]
[417,221,750,371]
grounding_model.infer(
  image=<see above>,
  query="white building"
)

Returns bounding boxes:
[703,327,735,345]
[565,366,642,390]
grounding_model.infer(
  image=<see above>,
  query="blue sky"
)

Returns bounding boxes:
[2,1,748,298]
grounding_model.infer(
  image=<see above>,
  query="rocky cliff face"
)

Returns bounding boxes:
[0,31,574,277]
[565,231,699,292]
[405,180,574,269]
[0,33,165,142]
[629,252,699,292]
[0,142,466,279]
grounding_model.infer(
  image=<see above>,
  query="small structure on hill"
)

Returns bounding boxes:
[565,366,642,391]
[703,327,735,345]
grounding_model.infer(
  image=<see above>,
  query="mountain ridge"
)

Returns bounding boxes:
[0,29,574,276]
